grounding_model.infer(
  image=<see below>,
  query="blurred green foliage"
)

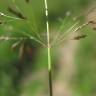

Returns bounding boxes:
[0,0,95,96]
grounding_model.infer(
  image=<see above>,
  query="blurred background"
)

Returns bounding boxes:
[0,0,96,96]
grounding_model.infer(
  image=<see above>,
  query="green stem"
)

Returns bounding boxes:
[44,0,53,96]
[47,31,53,96]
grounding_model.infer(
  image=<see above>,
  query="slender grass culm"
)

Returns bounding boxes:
[44,0,53,96]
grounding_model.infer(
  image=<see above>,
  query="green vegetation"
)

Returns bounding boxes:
[0,0,96,96]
